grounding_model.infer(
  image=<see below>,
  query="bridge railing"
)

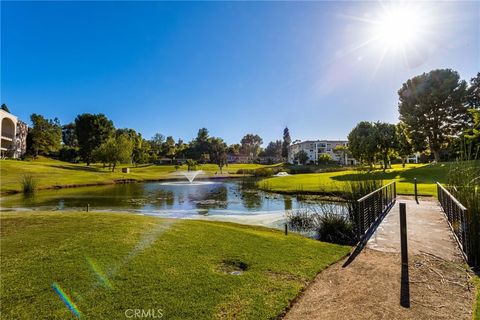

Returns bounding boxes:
[436,182,470,263]
[356,181,396,239]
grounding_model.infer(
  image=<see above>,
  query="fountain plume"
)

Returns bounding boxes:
[179,170,203,183]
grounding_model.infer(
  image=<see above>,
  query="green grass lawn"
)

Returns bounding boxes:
[0,211,349,319]
[0,157,281,194]
[258,163,452,196]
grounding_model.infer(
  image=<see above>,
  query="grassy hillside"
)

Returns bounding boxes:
[259,163,451,196]
[0,157,280,194]
[0,211,349,319]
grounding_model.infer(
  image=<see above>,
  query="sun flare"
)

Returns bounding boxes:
[340,2,437,71]
[372,4,425,52]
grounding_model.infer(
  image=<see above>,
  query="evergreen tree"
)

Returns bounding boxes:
[282,127,292,158]
[398,69,468,161]
[1,103,10,113]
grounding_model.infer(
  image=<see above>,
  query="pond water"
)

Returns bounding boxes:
[0,179,339,229]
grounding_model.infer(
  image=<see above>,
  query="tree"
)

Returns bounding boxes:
[466,73,480,109]
[93,133,133,172]
[175,139,187,159]
[264,140,282,158]
[374,122,397,171]
[240,134,263,159]
[348,121,377,166]
[133,139,151,165]
[185,159,197,171]
[333,144,348,164]
[227,144,241,155]
[458,109,480,158]
[318,153,333,164]
[116,128,144,165]
[295,150,309,165]
[163,136,176,158]
[186,128,210,160]
[209,137,228,172]
[60,122,79,163]
[61,123,77,147]
[150,133,165,159]
[1,103,10,113]
[282,127,292,158]
[398,69,468,161]
[74,113,114,165]
[29,114,62,156]
[396,122,413,168]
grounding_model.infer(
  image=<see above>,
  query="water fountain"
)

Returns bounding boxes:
[180,170,203,183]
[160,170,216,186]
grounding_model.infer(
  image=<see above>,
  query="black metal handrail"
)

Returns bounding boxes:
[356,181,397,239]
[436,182,470,263]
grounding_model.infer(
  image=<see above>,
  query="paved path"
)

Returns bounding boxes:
[366,196,461,260]
[284,196,475,320]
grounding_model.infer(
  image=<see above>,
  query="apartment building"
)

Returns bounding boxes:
[287,140,358,165]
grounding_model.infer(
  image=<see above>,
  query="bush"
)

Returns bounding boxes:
[315,211,355,245]
[235,167,281,177]
[341,175,383,237]
[285,164,346,174]
[285,204,355,245]
[254,168,273,177]
[447,159,479,267]
[20,174,38,194]
[236,168,254,175]
[286,165,317,174]
[286,208,316,231]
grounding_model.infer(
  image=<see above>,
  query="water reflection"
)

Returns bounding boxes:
[0,180,341,227]
[284,196,293,211]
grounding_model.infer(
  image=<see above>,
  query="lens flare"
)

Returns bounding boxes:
[86,257,113,289]
[52,282,82,319]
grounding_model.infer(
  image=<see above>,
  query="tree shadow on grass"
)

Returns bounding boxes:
[330,164,447,184]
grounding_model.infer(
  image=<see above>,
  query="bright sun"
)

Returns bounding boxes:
[373,5,424,51]
[341,2,435,69]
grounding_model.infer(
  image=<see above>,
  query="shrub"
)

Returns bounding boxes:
[20,174,38,194]
[286,204,355,245]
[315,210,355,245]
[342,175,383,237]
[236,168,254,175]
[254,168,273,177]
[447,159,479,267]
[286,208,316,231]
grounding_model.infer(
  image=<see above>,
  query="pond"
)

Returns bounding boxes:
[0,179,339,229]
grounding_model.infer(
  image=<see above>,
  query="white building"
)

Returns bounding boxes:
[1,109,28,158]
[287,140,358,165]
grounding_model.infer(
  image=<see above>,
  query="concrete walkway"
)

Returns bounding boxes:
[284,196,475,320]
[366,196,461,261]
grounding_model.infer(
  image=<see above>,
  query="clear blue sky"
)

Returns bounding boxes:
[2,1,479,145]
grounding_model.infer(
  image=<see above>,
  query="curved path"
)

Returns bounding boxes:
[284,196,476,320]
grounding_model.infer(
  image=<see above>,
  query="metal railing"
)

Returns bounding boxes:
[436,182,470,263]
[356,181,397,239]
